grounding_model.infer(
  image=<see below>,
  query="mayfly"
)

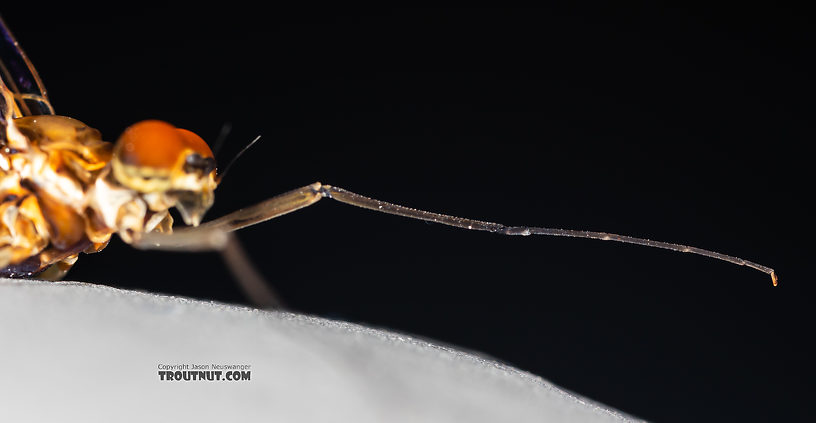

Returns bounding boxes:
[0,16,777,307]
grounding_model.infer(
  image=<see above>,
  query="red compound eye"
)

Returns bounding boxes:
[175,127,214,160]
[116,120,213,170]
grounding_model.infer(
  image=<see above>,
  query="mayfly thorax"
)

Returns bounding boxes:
[0,15,777,306]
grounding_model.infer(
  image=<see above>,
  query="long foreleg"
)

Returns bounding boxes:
[132,181,777,308]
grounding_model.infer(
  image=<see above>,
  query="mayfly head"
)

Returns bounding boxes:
[112,120,217,226]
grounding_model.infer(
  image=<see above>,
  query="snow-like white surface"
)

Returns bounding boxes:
[0,279,643,422]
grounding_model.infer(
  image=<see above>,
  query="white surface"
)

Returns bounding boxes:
[0,278,643,422]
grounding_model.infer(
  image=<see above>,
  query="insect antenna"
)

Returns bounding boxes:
[210,121,232,158]
[215,134,262,184]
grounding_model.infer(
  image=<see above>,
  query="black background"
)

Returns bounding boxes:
[2,5,811,421]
